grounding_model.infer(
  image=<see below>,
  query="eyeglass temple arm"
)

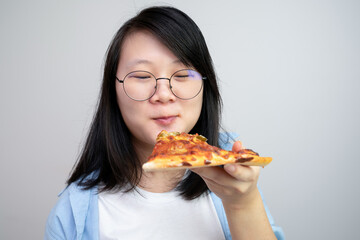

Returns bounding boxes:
[116,77,124,83]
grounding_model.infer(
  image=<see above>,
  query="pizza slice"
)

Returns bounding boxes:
[142,130,272,171]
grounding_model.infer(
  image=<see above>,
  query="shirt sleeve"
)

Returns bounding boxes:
[259,187,286,240]
[44,187,75,240]
[218,132,285,239]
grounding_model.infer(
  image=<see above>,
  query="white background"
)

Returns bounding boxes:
[1,0,359,239]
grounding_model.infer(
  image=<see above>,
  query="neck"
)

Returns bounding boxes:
[132,136,186,193]
[138,169,186,193]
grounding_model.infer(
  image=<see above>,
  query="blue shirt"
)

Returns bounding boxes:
[44,133,285,240]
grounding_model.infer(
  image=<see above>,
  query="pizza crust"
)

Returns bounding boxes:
[142,154,272,171]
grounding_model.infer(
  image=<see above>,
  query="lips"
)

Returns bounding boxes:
[152,115,178,125]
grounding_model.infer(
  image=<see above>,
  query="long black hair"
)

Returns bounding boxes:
[67,6,222,200]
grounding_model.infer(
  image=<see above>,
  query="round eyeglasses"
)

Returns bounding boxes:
[116,69,205,101]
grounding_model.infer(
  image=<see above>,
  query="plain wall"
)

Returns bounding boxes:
[1,0,359,239]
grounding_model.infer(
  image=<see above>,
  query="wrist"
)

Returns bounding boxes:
[222,188,276,240]
[223,187,261,212]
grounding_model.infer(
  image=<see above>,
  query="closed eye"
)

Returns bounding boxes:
[175,75,189,78]
[127,72,153,80]
[134,76,151,79]
[173,75,190,81]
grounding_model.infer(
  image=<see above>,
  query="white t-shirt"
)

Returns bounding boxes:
[98,186,225,240]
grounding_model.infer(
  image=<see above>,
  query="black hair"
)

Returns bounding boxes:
[67,6,222,200]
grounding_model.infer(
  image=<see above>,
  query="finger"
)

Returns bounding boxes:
[232,140,244,152]
[224,164,260,182]
[191,166,238,186]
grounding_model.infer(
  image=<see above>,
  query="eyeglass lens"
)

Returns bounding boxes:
[122,69,203,101]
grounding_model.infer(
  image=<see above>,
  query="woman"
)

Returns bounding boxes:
[45,6,284,240]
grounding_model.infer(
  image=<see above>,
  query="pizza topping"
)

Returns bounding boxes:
[195,135,207,142]
[181,161,192,166]
[204,160,212,165]
[239,149,259,156]
[235,157,254,163]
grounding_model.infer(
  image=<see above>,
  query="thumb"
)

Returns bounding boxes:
[232,140,244,152]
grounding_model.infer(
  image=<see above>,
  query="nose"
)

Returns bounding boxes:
[150,78,176,103]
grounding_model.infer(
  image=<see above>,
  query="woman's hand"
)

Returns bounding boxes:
[191,141,260,209]
[191,141,276,239]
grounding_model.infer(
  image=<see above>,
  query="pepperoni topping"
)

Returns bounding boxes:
[181,161,192,166]
[238,149,259,156]
[235,157,254,163]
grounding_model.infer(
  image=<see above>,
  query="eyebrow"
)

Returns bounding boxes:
[126,59,183,68]
[126,59,152,68]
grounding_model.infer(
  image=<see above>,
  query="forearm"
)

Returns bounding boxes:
[223,188,276,240]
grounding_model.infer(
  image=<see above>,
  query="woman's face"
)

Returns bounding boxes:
[116,31,203,150]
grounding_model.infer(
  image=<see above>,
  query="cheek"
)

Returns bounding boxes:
[193,91,204,114]
[183,93,203,128]
[193,97,203,116]
[116,84,136,122]
[116,84,150,130]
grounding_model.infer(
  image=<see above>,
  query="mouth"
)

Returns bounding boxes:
[152,115,178,125]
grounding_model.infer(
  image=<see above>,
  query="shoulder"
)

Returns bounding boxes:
[44,182,97,239]
[44,184,76,239]
[218,132,239,150]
